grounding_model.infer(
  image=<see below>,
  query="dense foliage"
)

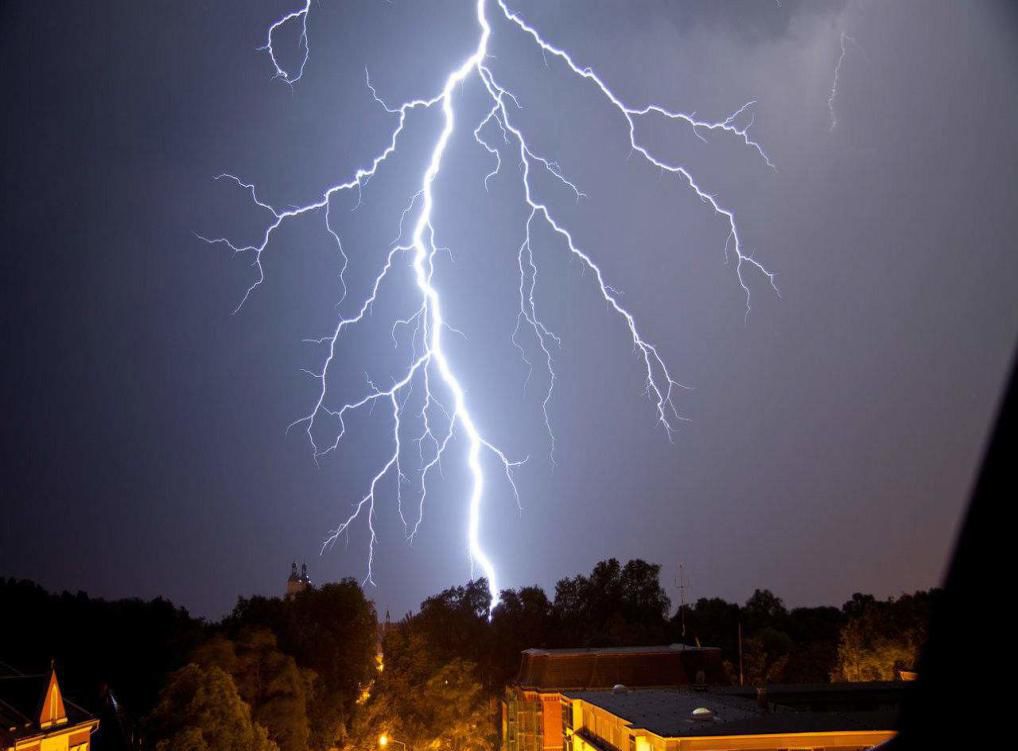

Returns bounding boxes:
[2,563,937,751]
[191,629,311,751]
[831,591,935,681]
[146,664,277,751]
[224,581,378,750]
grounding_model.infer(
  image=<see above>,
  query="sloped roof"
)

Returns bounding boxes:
[40,671,67,727]
[0,671,95,743]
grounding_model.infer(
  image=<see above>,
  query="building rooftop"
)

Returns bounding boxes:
[565,687,899,738]
[0,670,94,742]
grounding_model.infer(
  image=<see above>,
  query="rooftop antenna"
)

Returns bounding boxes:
[738,621,745,687]
[675,562,688,639]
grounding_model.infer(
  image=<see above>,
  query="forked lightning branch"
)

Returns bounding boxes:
[200,0,778,606]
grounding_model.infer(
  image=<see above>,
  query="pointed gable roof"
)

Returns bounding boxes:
[1,666,97,746]
[39,670,67,728]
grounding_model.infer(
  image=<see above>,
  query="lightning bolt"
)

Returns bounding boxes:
[202,0,777,608]
[261,0,311,85]
[828,30,855,132]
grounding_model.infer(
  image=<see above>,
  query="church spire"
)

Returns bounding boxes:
[286,559,312,597]
[39,668,68,728]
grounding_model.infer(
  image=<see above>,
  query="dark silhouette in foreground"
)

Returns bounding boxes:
[888,354,1015,748]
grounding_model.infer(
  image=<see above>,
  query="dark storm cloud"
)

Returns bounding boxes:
[2,1,1016,619]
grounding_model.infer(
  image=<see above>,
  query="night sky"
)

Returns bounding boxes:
[3,0,1017,621]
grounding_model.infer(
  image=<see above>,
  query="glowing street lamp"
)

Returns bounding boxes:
[379,735,408,751]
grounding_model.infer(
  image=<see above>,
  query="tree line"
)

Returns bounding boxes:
[0,561,937,751]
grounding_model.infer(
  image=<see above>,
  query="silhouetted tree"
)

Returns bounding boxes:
[842,593,877,620]
[191,629,311,751]
[783,606,844,683]
[417,659,494,751]
[227,580,377,750]
[491,586,554,687]
[552,559,670,646]
[742,590,788,632]
[414,579,493,675]
[145,664,276,751]
[833,591,936,681]
[742,627,793,684]
[675,597,741,655]
[353,594,494,751]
